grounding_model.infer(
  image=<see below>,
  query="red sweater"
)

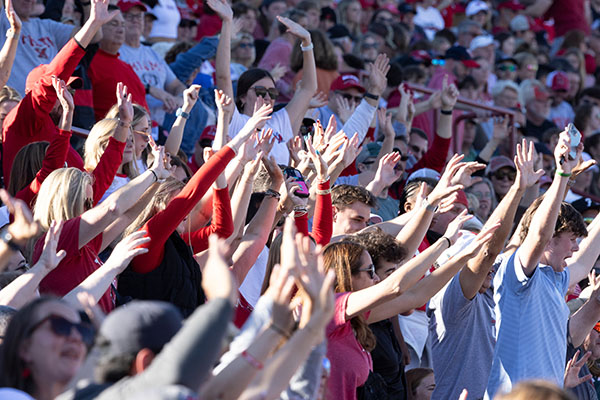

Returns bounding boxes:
[15,129,71,208]
[131,146,236,273]
[90,137,126,205]
[3,39,85,188]
[294,180,333,246]
[88,49,149,122]
[181,186,234,253]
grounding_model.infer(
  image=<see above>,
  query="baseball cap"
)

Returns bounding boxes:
[330,74,366,93]
[356,142,382,164]
[97,301,183,359]
[200,125,217,141]
[582,152,600,173]
[25,66,82,93]
[465,0,489,16]
[456,189,469,208]
[469,35,494,52]
[444,46,480,68]
[397,2,416,14]
[533,85,550,101]
[117,0,147,12]
[328,24,351,40]
[487,155,516,174]
[320,6,337,23]
[498,0,525,11]
[381,3,400,15]
[546,70,570,92]
[510,15,530,32]
[406,168,441,182]
[571,197,600,215]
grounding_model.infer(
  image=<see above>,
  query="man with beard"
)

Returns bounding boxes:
[2,0,118,187]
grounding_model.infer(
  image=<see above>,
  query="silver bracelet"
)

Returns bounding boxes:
[300,42,314,52]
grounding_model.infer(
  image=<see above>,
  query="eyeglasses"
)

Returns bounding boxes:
[133,129,151,142]
[335,91,363,103]
[84,198,93,211]
[251,86,279,99]
[27,315,95,347]
[493,170,516,181]
[238,42,255,49]
[392,148,409,162]
[431,59,446,66]
[124,13,143,21]
[358,264,376,279]
[362,42,379,50]
[498,64,517,72]
[526,64,538,72]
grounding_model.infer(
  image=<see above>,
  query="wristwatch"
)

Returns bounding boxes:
[145,83,151,94]
[264,189,281,200]
[0,229,21,252]
[176,108,190,119]
[364,92,379,101]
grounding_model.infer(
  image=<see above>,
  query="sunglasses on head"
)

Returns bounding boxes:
[336,91,363,103]
[494,170,516,181]
[252,86,279,99]
[358,264,376,279]
[28,315,95,347]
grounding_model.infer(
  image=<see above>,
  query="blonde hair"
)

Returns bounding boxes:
[123,177,184,237]
[33,168,93,230]
[84,118,139,179]
[105,103,150,168]
[0,86,20,104]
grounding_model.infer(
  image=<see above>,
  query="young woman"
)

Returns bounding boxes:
[211,0,317,165]
[117,100,272,317]
[321,216,498,399]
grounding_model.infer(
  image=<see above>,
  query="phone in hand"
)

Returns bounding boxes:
[567,123,581,161]
[283,167,310,198]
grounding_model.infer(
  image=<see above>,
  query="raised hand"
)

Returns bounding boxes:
[492,117,509,143]
[105,230,150,273]
[440,75,459,110]
[443,209,472,245]
[323,114,337,143]
[181,84,201,113]
[450,162,486,188]
[207,0,233,21]
[343,132,362,168]
[35,221,67,272]
[270,63,288,82]
[262,155,285,191]
[555,128,582,174]
[0,189,41,246]
[52,76,74,113]
[564,350,593,388]
[203,234,237,304]
[571,154,598,181]
[276,15,311,43]
[280,176,309,213]
[228,103,273,152]
[366,53,390,97]
[459,221,501,258]
[257,127,275,155]
[426,154,465,206]
[89,0,119,26]
[309,91,328,109]
[334,95,356,124]
[214,88,232,115]
[116,82,133,123]
[515,139,544,189]
[149,144,171,180]
[374,152,403,187]
[305,136,329,182]
[287,136,303,167]
[5,0,21,34]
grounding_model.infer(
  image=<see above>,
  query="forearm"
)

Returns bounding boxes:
[478,139,501,162]
[202,326,285,400]
[569,298,600,347]
[436,112,452,139]
[367,210,415,236]
[341,100,377,143]
[391,239,447,294]
[62,263,121,307]
[0,30,20,88]
[395,205,433,257]
[164,114,189,156]
[214,111,229,150]
[0,266,47,308]
[520,182,540,208]
[215,20,234,99]
[73,16,103,49]
[568,214,600,283]
[225,174,254,246]
[225,156,245,189]
[365,177,386,198]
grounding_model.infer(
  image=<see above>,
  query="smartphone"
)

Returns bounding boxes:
[567,123,581,160]
[283,167,310,198]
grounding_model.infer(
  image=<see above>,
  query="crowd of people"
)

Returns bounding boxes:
[0,0,600,398]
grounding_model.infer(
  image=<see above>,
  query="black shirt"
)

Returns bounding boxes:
[370,319,408,399]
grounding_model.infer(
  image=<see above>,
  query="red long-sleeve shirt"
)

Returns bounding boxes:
[16,129,71,208]
[90,137,126,205]
[294,180,333,246]
[181,186,234,253]
[131,146,235,273]
[3,39,85,188]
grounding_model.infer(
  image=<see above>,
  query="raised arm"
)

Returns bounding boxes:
[210,0,235,111]
[280,16,318,135]
[519,129,577,276]
[459,140,542,299]
[164,85,201,156]
[567,210,600,286]
[0,0,21,88]
[569,272,600,347]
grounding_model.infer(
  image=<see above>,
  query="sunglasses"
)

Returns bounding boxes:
[358,264,376,279]
[252,86,279,99]
[431,59,445,66]
[336,91,363,103]
[526,64,538,72]
[392,148,410,162]
[493,170,516,181]
[498,64,516,72]
[28,315,95,347]
[362,42,379,50]
[238,42,255,49]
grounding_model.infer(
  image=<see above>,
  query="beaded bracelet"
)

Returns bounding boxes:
[241,350,263,370]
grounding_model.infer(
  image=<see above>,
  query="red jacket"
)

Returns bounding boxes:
[2,39,85,188]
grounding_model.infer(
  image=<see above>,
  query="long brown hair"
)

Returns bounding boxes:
[8,141,49,196]
[322,241,377,352]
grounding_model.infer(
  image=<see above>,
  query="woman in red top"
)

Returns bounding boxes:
[117,101,273,317]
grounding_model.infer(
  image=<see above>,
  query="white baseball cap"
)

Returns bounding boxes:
[466,0,489,16]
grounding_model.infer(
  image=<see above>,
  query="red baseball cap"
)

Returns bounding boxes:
[547,71,570,92]
[200,125,216,141]
[534,85,550,101]
[330,74,366,93]
[456,190,469,208]
[117,0,148,13]
[25,66,82,93]
[498,0,525,11]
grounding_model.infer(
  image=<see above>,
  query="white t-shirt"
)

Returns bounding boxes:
[229,107,293,165]
[99,174,131,203]
[119,44,178,126]
[0,14,72,95]
[239,245,269,307]
[148,0,180,40]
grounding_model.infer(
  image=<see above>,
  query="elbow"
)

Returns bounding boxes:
[105,198,127,218]
[217,223,235,240]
